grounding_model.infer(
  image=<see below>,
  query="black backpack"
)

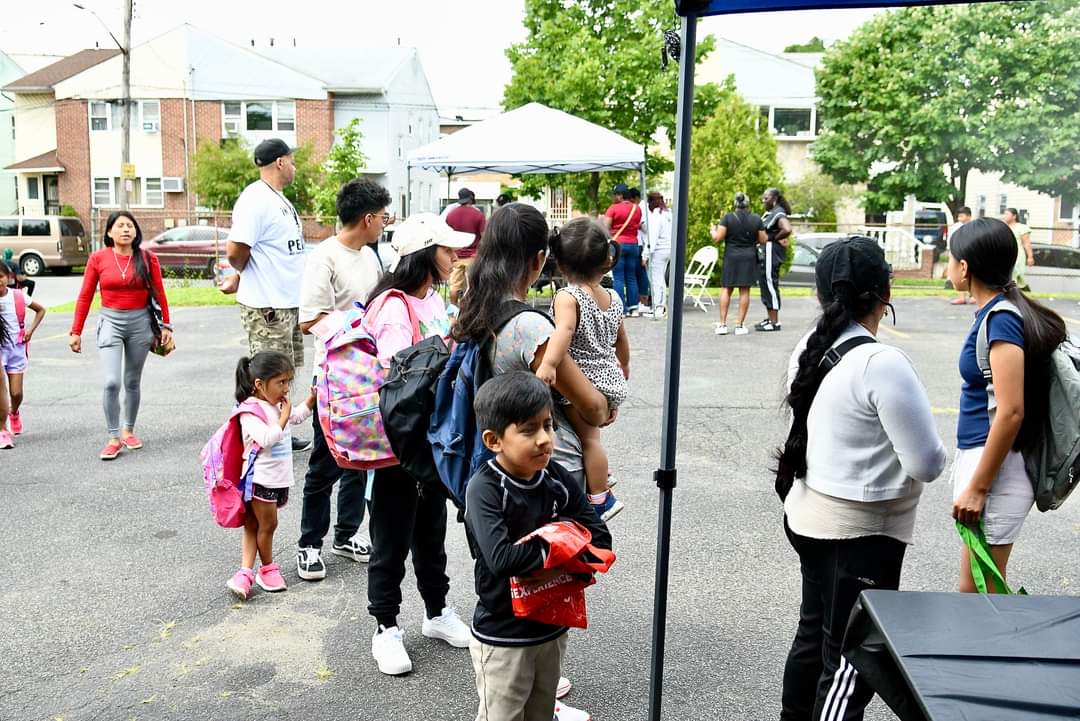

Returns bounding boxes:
[379,334,452,488]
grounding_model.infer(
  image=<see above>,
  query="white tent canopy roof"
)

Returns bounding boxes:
[407,103,645,174]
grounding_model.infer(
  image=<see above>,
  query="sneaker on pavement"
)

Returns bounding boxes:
[592,491,624,522]
[950,297,968,305]
[754,318,771,330]
[256,562,287,592]
[734,325,749,336]
[372,625,413,675]
[120,433,143,450]
[422,607,471,648]
[296,546,326,581]
[332,534,371,563]
[756,321,782,332]
[714,323,729,336]
[556,676,572,700]
[99,439,122,460]
[226,568,255,600]
[0,430,13,450]
[291,436,313,452]
[554,701,591,721]
[606,474,618,490]
[9,413,22,435]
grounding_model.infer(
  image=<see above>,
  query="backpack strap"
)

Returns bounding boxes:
[819,335,877,372]
[367,288,423,344]
[233,400,272,502]
[975,299,1022,416]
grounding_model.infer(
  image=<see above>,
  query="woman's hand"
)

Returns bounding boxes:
[22,330,33,343]
[159,328,173,347]
[69,334,82,353]
[952,483,989,524]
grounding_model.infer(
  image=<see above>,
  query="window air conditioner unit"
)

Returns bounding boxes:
[143,121,160,133]
[224,119,241,136]
[162,177,185,193]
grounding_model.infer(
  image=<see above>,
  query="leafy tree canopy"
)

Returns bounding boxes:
[784,37,826,53]
[785,169,855,231]
[814,1,1080,214]
[192,138,323,215]
[313,119,368,223]
[504,0,720,214]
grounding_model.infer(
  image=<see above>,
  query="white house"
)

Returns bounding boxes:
[259,46,442,215]
[0,50,26,214]
[964,170,1079,246]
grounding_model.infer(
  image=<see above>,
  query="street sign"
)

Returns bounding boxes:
[121,163,136,179]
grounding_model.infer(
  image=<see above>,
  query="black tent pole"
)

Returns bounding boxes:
[647,12,697,721]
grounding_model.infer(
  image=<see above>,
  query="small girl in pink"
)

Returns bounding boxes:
[226,351,316,601]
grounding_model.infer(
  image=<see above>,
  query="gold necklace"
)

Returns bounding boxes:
[113,249,133,280]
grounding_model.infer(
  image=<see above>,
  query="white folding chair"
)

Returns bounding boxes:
[683,245,718,312]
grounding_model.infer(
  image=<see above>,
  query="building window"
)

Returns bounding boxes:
[998,194,1009,215]
[276,101,295,131]
[1060,191,1078,221]
[93,178,111,206]
[772,108,813,137]
[145,177,163,206]
[977,195,987,218]
[245,102,273,131]
[90,101,109,131]
[141,100,160,129]
[26,177,39,200]
[223,102,242,119]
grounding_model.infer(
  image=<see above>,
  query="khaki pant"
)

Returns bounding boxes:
[239,305,304,374]
[449,256,475,305]
[470,634,567,721]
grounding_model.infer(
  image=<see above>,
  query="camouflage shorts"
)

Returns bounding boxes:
[239,304,304,373]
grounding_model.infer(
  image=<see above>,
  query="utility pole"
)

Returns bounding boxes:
[120,0,132,209]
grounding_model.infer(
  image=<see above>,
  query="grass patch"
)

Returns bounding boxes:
[50,286,237,313]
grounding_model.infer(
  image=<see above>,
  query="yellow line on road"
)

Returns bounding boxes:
[29,332,71,344]
[878,324,912,339]
[931,407,960,415]
[1063,316,1080,327]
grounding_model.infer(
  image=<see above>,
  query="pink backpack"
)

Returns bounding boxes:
[315,290,420,470]
[11,289,27,352]
[199,400,269,528]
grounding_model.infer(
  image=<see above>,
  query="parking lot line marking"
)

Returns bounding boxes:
[931,406,960,415]
[30,332,71,344]
[1063,316,1080,328]
[878,324,912,339]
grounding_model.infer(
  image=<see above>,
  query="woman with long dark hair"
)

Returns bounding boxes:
[947,218,1066,592]
[776,237,945,721]
[69,211,171,460]
[363,213,475,677]
[710,192,766,335]
[757,187,792,332]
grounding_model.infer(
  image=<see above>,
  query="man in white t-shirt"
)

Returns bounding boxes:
[294,178,390,581]
[225,138,310,449]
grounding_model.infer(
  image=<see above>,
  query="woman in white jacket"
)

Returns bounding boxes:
[645,192,672,319]
[775,237,946,721]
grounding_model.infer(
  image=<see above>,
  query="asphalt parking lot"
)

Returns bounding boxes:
[3,295,1079,721]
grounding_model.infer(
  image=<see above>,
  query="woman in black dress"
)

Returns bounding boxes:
[710,192,766,336]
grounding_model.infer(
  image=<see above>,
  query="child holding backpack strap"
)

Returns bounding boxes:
[947,218,1066,593]
[226,351,315,600]
[0,261,45,448]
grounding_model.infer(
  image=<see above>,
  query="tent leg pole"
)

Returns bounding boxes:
[648,13,696,721]
[406,165,412,216]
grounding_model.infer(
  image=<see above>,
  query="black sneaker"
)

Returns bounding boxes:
[332,533,372,563]
[756,321,782,332]
[753,318,771,330]
[291,436,313,452]
[297,546,326,580]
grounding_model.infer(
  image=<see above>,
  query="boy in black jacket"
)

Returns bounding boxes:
[465,371,612,721]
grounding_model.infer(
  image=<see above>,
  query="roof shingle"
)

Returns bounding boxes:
[2,49,121,92]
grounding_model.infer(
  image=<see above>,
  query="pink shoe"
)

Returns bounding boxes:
[950,297,967,305]
[256,563,287,592]
[9,413,22,435]
[100,439,123,460]
[120,433,143,450]
[0,430,13,449]
[226,568,255,600]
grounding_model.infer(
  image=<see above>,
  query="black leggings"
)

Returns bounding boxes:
[366,465,450,628]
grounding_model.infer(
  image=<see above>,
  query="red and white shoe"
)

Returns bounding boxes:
[554,701,591,721]
[9,413,22,435]
[256,563,287,592]
[120,433,143,450]
[100,439,123,460]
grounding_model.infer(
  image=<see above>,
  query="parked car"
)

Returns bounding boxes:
[0,215,90,276]
[144,225,231,276]
[796,232,851,251]
[1031,243,1080,270]
[914,208,949,257]
[784,241,820,287]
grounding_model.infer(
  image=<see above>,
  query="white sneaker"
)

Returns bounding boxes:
[639,305,652,316]
[734,325,749,336]
[372,625,413,675]
[714,323,729,336]
[554,701,591,721]
[556,675,572,699]
[421,607,471,648]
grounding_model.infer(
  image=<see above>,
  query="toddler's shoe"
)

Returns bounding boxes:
[100,439,123,460]
[0,430,13,450]
[226,568,255,600]
[555,701,591,721]
[120,433,143,450]
[593,491,624,522]
[256,563,287,592]
[9,412,22,435]
[422,607,471,648]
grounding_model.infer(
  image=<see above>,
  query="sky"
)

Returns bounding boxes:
[0,0,884,113]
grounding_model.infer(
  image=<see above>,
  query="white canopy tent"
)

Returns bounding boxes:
[405,102,646,213]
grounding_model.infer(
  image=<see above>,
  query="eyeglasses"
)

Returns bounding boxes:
[368,213,391,226]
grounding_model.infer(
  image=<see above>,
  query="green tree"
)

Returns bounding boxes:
[813,1,1080,214]
[191,138,323,214]
[785,169,854,231]
[783,37,826,53]
[686,79,782,273]
[504,0,720,214]
[313,119,367,222]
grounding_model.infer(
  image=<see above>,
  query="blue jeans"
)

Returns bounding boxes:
[612,243,640,312]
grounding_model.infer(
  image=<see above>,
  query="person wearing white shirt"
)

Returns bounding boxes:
[646,192,672,318]
[948,206,974,305]
[776,237,945,721]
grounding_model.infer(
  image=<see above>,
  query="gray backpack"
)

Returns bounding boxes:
[977,301,1080,511]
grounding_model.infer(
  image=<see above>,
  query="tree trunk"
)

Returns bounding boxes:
[950,163,970,217]
[588,172,601,216]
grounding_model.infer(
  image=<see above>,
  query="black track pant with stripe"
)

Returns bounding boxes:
[781,519,906,721]
[759,241,783,311]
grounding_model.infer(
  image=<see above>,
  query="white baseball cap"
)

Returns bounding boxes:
[390,213,475,259]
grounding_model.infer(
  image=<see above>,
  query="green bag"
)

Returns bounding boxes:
[956,521,1027,595]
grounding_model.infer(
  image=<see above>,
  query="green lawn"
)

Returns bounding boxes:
[50,286,237,313]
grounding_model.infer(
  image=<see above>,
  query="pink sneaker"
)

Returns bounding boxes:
[0,430,13,449]
[100,439,123,460]
[9,413,22,435]
[226,568,255,600]
[120,433,143,450]
[256,563,287,592]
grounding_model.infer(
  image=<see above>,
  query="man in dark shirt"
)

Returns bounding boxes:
[445,187,486,305]
[465,371,610,721]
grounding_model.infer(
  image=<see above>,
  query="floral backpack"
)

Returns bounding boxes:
[314,290,420,470]
[199,400,269,528]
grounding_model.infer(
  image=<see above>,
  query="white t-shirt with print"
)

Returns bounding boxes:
[230,180,306,309]
[0,291,18,347]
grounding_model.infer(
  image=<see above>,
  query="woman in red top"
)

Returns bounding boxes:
[69,211,172,460]
[603,183,644,316]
